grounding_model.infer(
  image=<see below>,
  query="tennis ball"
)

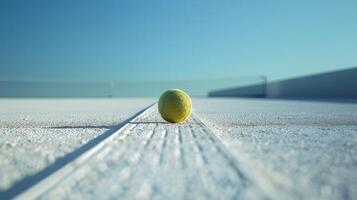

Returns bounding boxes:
[158,89,192,123]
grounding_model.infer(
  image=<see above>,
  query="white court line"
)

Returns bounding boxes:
[14,105,155,200]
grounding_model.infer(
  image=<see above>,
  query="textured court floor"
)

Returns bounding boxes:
[194,98,357,200]
[0,98,356,199]
[0,98,154,192]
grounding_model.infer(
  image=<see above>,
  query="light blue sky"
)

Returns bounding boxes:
[1,0,357,82]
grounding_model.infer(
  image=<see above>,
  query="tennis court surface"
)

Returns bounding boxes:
[0,98,356,199]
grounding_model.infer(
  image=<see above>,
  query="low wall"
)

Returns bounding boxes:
[266,67,357,99]
[208,84,266,97]
[209,67,357,99]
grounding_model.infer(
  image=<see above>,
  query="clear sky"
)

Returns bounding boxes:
[1,0,357,82]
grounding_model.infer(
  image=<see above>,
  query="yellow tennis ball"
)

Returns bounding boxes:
[158,89,192,123]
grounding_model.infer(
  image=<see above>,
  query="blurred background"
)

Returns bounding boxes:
[0,0,356,98]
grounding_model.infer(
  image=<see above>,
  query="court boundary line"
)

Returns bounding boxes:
[0,104,155,200]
